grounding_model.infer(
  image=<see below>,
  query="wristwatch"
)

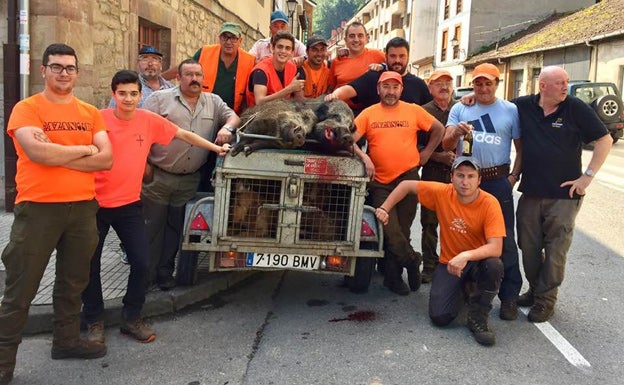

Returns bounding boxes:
[584,168,594,177]
[223,125,236,134]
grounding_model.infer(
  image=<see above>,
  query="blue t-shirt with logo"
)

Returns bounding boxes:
[447,98,520,168]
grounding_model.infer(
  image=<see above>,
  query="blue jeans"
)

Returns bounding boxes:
[480,177,522,301]
[82,201,150,323]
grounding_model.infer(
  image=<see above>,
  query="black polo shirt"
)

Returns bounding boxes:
[513,94,608,199]
[349,71,432,116]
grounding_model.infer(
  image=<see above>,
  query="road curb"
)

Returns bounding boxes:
[23,271,257,335]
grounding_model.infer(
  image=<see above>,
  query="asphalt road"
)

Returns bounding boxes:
[8,142,624,385]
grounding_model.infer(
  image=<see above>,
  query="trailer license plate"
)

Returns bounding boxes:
[246,253,320,270]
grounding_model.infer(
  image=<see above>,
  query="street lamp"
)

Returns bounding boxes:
[287,0,298,34]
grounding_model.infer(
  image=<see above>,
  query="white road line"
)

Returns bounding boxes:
[519,307,591,370]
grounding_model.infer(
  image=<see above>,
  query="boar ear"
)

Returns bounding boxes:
[315,103,330,121]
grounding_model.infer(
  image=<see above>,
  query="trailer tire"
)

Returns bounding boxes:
[348,257,375,294]
[176,250,199,286]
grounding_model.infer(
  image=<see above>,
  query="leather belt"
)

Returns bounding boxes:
[480,164,510,181]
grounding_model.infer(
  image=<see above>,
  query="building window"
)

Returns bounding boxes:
[138,18,171,69]
[441,30,448,62]
[452,25,461,60]
[456,0,463,13]
[444,0,450,19]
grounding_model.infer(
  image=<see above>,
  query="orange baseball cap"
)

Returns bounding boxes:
[428,69,453,83]
[378,71,403,85]
[472,63,500,80]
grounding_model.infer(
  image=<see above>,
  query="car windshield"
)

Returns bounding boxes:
[573,85,618,103]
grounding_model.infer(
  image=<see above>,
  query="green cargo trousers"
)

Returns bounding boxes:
[0,200,99,371]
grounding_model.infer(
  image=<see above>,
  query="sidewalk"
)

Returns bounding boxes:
[0,209,254,335]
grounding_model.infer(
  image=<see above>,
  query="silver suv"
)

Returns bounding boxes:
[569,81,624,143]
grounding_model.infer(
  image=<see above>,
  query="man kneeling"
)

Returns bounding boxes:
[375,156,504,346]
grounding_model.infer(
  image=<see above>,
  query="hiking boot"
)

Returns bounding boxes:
[517,291,535,307]
[157,276,176,291]
[499,300,518,321]
[51,339,107,360]
[406,262,422,292]
[87,321,105,344]
[0,370,14,385]
[120,318,156,343]
[421,267,434,284]
[467,304,496,346]
[528,302,554,323]
[383,278,410,296]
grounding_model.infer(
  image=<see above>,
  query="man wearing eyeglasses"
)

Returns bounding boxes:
[0,43,114,383]
[108,45,173,108]
[191,22,255,116]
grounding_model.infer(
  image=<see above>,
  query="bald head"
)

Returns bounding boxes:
[538,66,569,105]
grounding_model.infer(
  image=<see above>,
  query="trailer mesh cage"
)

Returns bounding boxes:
[299,182,350,242]
[226,177,351,242]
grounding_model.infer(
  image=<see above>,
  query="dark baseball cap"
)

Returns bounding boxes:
[452,156,481,171]
[138,46,163,57]
[306,35,327,49]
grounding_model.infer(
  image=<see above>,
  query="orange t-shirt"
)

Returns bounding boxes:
[7,93,108,204]
[330,48,386,87]
[96,109,178,208]
[417,182,506,264]
[355,101,435,184]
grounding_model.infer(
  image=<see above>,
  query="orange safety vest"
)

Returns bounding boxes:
[245,57,298,108]
[198,45,255,115]
[301,60,333,98]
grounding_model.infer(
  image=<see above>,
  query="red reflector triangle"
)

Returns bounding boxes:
[361,219,374,236]
[191,213,209,230]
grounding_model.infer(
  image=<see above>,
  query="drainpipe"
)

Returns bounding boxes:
[585,40,597,81]
[3,0,20,211]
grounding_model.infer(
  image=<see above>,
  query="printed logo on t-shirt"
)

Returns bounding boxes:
[470,115,502,146]
[370,120,409,129]
[450,217,468,234]
[552,118,563,128]
[43,121,93,132]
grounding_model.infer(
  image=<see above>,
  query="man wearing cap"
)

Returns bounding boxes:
[246,31,305,107]
[375,156,505,346]
[325,37,431,116]
[190,22,256,116]
[109,46,173,108]
[301,35,334,98]
[353,71,444,296]
[418,69,457,283]
[442,62,523,321]
[249,10,306,65]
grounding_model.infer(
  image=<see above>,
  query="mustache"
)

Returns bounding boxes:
[189,80,201,87]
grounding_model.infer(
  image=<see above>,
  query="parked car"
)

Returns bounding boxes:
[568,81,624,143]
[454,87,473,100]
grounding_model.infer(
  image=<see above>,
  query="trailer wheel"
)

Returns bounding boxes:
[176,250,199,286]
[348,257,375,294]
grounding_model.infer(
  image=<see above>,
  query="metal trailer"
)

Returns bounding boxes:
[178,149,383,293]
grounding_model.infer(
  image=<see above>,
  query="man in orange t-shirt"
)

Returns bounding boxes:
[0,44,113,379]
[82,70,230,346]
[353,71,444,296]
[375,157,505,346]
[301,35,335,98]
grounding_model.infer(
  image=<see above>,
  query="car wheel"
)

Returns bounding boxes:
[592,95,623,122]
[176,250,199,286]
[348,255,376,294]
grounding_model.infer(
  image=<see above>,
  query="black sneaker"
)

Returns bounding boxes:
[499,300,518,320]
[528,303,554,323]
[383,278,410,296]
[51,339,107,360]
[157,276,176,291]
[517,291,535,307]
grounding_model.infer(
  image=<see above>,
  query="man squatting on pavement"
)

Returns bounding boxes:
[376,156,505,346]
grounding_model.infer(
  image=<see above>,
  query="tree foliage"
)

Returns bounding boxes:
[312,0,366,39]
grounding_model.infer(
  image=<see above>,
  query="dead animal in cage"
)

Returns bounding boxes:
[231,99,316,156]
[229,180,274,238]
